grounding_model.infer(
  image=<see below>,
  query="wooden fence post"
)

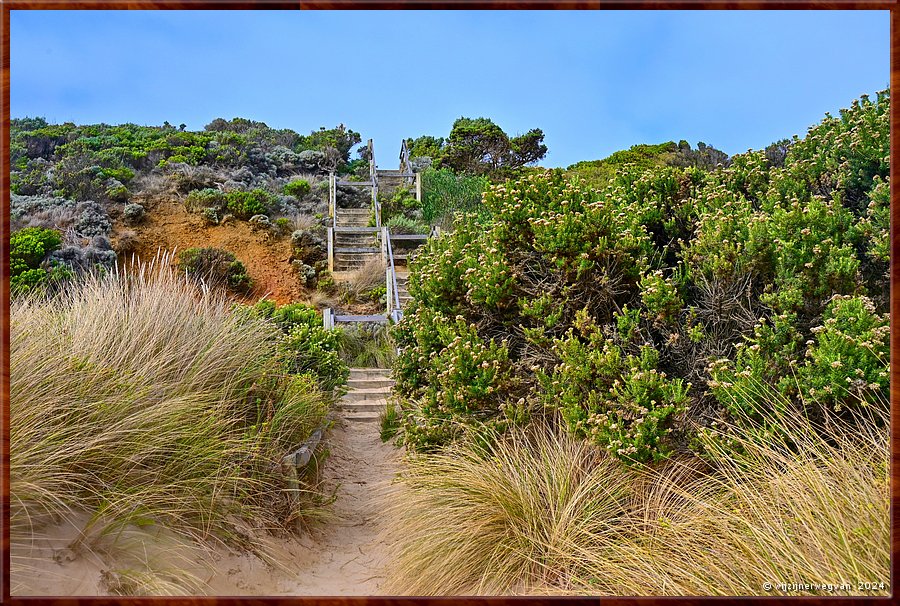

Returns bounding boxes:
[329,173,337,227]
[327,227,334,272]
[386,267,393,315]
[416,171,422,204]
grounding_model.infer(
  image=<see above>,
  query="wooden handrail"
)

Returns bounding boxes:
[370,139,381,228]
[384,228,402,313]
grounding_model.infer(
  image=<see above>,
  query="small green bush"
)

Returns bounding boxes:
[225,189,275,220]
[240,300,349,391]
[10,227,62,294]
[177,247,252,293]
[283,179,311,198]
[185,188,225,211]
[11,227,61,268]
[185,188,275,221]
[421,167,488,223]
[123,203,145,224]
[386,215,430,234]
[201,207,220,225]
[273,217,293,235]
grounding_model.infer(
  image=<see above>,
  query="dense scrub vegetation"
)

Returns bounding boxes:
[383,90,890,597]
[390,90,890,463]
[8,117,380,294]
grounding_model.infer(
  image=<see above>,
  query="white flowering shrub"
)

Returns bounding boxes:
[392,90,891,463]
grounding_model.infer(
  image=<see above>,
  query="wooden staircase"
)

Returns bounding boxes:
[341,367,394,423]
[332,206,379,271]
[323,139,430,328]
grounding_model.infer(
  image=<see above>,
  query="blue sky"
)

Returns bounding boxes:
[10,10,889,168]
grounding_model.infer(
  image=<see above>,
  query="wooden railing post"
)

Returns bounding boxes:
[381,226,388,264]
[329,173,336,227]
[386,267,393,315]
[327,227,334,272]
[373,183,380,228]
[416,170,422,204]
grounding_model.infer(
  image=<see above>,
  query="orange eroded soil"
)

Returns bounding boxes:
[125,197,304,305]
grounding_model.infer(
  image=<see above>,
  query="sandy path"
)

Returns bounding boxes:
[281,409,400,594]
[210,368,401,596]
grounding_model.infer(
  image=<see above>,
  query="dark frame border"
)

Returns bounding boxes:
[0,2,896,604]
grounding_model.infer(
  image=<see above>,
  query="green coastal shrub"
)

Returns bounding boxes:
[185,188,275,221]
[421,167,488,224]
[10,227,62,294]
[283,179,311,198]
[710,294,889,426]
[225,189,275,220]
[177,247,252,293]
[185,187,225,211]
[241,300,349,392]
[542,315,689,465]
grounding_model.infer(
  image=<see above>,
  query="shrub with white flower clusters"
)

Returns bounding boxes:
[391,90,890,462]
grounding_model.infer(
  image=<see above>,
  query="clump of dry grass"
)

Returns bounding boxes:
[10,254,329,595]
[336,323,396,369]
[304,288,339,311]
[282,213,319,233]
[596,397,889,597]
[383,396,889,596]
[382,425,634,595]
[338,257,385,304]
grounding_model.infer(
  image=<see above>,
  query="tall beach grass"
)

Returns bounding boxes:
[382,396,889,596]
[10,254,330,594]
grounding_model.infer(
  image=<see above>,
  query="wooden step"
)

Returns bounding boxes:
[335,258,381,267]
[348,368,391,380]
[390,234,429,240]
[334,314,389,324]
[336,180,375,187]
[349,368,393,379]
[342,401,388,413]
[343,411,380,423]
[347,378,394,389]
[343,388,392,402]
[335,237,377,247]
[334,247,380,253]
[334,226,380,233]
[377,169,414,177]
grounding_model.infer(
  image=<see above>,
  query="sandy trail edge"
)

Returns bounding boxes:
[11,397,402,596]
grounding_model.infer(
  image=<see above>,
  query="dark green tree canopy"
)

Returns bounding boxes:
[407,117,548,179]
[295,124,362,166]
[405,136,445,163]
